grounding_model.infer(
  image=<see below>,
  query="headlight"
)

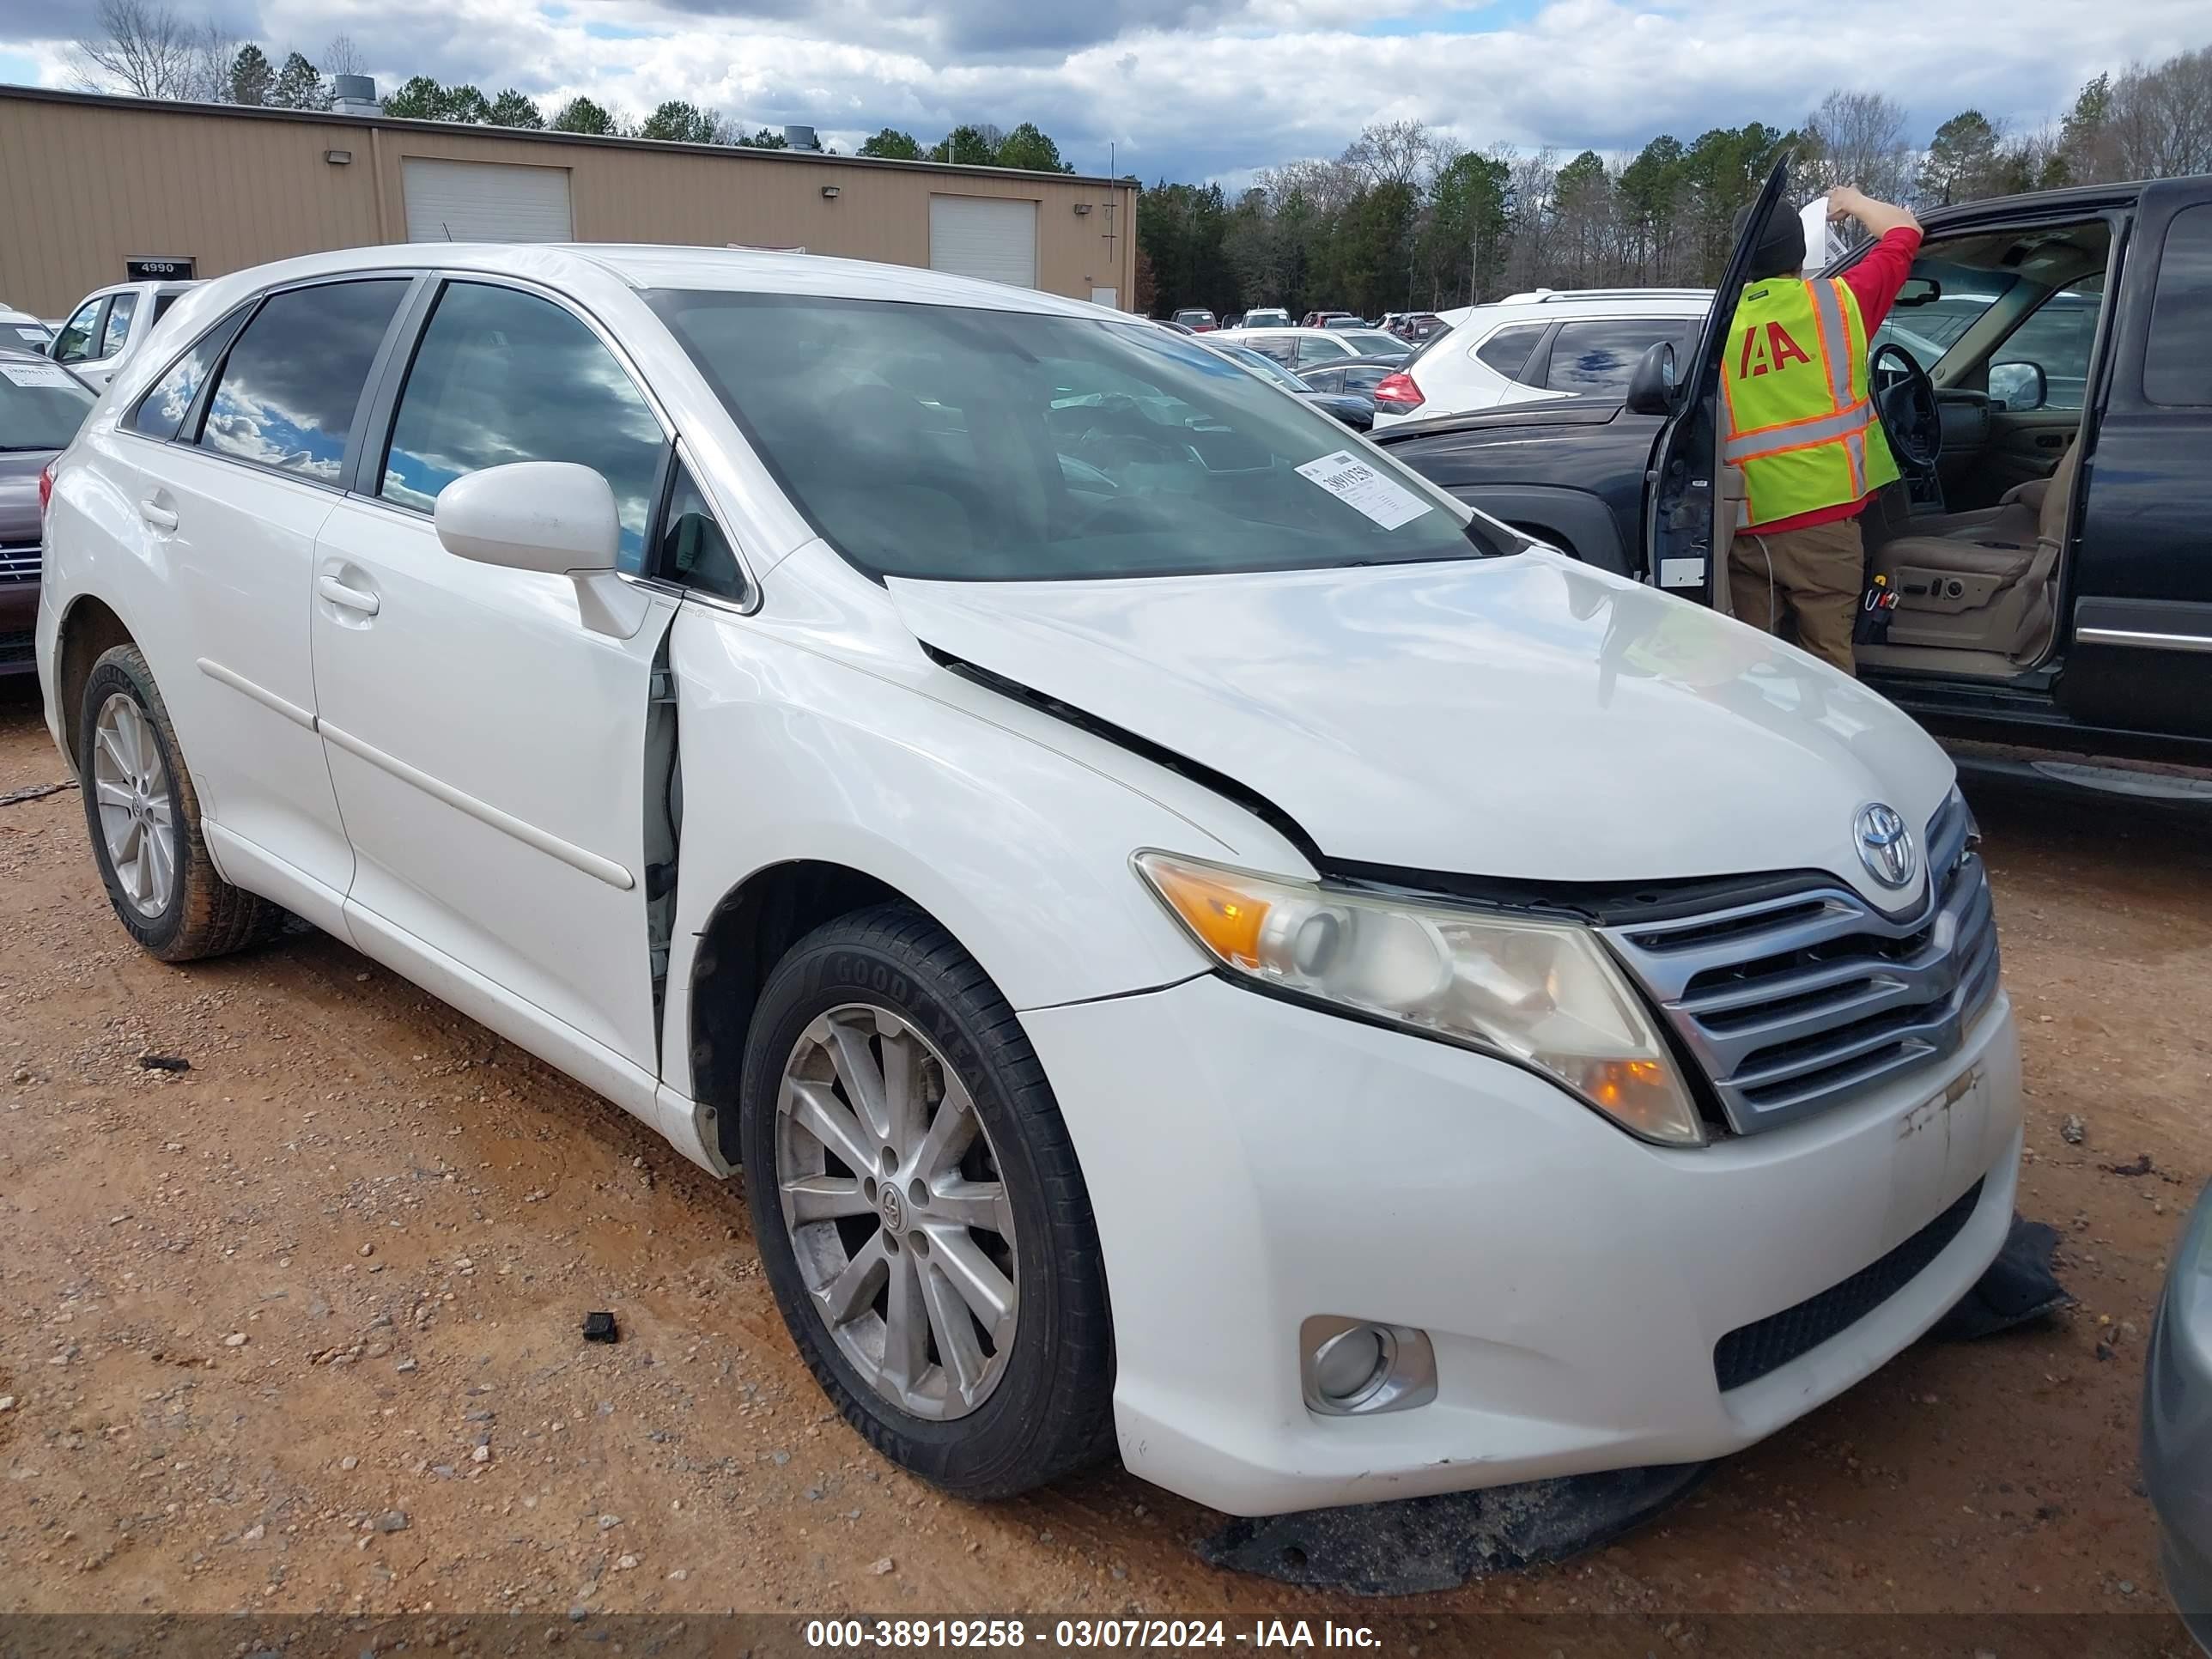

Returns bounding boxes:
[1135,851,1705,1146]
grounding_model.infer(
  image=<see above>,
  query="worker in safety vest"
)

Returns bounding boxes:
[1723,185,1923,675]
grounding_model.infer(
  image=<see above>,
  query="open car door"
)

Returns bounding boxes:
[1644,158,1794,614]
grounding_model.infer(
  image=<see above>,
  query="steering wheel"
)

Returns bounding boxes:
[1869,342,1941,470]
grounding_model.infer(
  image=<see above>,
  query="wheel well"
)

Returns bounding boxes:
[56,597,135,769]
[689,860,907,1164]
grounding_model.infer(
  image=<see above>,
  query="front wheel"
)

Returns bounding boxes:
[76,643,283,962]
[739,904,1115,1498]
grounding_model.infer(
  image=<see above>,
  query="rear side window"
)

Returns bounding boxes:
[198,280,409,482]
[1295,336,1351,366]
[1474,323,1545,379]
[378,282,664,570]
[100,292,138,357]
[2145,204,2212,407]
[152,291,183,325]
[129,316,241,441]
[1544,319,1692,397]
[1302,368,1343,392]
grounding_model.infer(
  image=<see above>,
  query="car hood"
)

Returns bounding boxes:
[887,551,1955,904]
[0,449,51,544]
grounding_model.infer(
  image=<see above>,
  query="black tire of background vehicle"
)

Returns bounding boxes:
[76,643,284,963]
[739,902,1117,1499]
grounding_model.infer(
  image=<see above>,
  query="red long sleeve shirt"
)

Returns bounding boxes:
[1741,226,1925,535]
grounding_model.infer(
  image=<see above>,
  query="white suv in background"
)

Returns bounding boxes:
[47,279,198,390]
[1373,288,1711,428]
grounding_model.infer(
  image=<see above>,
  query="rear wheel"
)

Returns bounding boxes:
[76,644,282,962]
[740,903,1115,1498]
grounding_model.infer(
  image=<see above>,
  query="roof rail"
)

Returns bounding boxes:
[1526,287,1711,303]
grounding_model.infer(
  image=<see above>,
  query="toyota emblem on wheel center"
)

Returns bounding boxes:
[1853,803,1917,889]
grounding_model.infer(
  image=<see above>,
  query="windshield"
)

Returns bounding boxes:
[0,358,94,449]
[651,292,1500,583]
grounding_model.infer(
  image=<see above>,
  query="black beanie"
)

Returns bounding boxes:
[1734,198,1807,282]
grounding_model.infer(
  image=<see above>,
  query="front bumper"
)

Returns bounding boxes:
[2145,1183,2212,1655]
[1025,973,2022,1516]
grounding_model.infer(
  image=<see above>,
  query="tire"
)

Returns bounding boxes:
[76,643,283,963]
[739,902,1115,1499]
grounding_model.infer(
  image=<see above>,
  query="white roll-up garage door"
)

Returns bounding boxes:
[403,159,574,244]
[928,196,1038,289]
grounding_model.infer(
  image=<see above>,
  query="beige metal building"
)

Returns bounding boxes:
[0,86,1138,318]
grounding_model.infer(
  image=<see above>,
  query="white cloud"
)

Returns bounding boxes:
[9,0,2205,181]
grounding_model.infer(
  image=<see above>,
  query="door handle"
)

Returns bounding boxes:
[137,499,178,532]
[317,574,380,616]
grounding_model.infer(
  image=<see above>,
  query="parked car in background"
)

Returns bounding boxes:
[1170,307,1218,331]
[3,304,53,351]
[1295,356,1401,398]
[1301,310,1358,328]
[1204,338,1376,430]
[2146,1180,2212,1655]
[1218,325,1407,373]
[1384,311,1447,342]
[40,240,2019,1521]
[48,279,197,390]
[1374,289,1711,428]
[0,343,95,675]
[1376,168,2212,765]
[1241,307,1292,329]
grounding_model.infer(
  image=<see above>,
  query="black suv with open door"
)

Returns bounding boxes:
[1376,166,2212,765]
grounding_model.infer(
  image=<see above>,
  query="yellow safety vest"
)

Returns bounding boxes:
[1720,276,1899,528]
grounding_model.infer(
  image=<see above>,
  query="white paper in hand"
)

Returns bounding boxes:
[0,362,71,390]
[1800,196,1846,276]
[1295,449,1431,531]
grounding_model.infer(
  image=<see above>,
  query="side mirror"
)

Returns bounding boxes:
[435,461,648,639]
[1894,276,1942,307]
[1625,339,1678,416]
[1988,361,2046,412]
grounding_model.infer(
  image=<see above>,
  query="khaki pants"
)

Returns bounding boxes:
[1727,516,1866,675]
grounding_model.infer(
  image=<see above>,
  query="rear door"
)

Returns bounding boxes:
[1643,160,1792,600]
[2057,181,2212,741]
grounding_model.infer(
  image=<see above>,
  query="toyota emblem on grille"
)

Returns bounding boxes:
[1853,803,1917,890]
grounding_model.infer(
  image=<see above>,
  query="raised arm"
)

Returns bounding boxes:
[1827,185,1921,240]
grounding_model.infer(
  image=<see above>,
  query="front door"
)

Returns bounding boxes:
[2057,182,2212,742]
[307,275,677,1073]
[1644,159,1792,603]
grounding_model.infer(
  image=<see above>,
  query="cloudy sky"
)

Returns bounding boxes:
[2,0,2204,184]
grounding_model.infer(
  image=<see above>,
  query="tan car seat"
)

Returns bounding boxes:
[1870,440,2081,657]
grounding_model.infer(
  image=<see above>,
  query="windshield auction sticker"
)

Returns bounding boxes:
[1295,449,1431,530]
[0,362,72,389]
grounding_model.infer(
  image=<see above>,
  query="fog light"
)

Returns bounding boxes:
[1300,1316,1438,1417]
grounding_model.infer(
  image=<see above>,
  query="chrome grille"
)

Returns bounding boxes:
[1602,792,1999,1135]
[0,542,38,583]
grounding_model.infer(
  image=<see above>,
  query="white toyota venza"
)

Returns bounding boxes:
[36,245,2021,1516]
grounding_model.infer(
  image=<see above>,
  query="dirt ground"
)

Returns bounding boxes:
[2,675,2209,1639]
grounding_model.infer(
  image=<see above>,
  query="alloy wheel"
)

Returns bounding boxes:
[90,692,175,917]
[774,1005,1018,1420]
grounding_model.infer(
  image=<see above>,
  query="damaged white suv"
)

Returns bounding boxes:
[37,243,2021,1516]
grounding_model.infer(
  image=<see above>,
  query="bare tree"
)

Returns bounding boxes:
[1800,89,1915,201]
[1345,118,1437,190]
[321,33,365,80]
[179,16,239,101]
[2106,46,2212,179]
[70,0,198,97]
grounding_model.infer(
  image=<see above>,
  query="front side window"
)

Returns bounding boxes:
[1301,368,1343,392]
[99,292,138,358]
[659,462,746,601]
[52,299,105,364]
[1994,277,2100,411]
[650,290,1498,583]
[1545,319,1692,397]
[1474,323,1545,379]
[0,358,97,450]
[130,315,242,441]
[2145,204,2212,407]
[198,280,409,481]
[1294,336,1352,367]
[380,282,664,571]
